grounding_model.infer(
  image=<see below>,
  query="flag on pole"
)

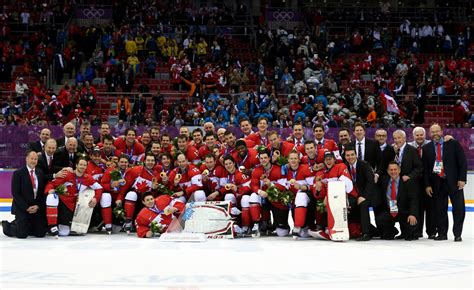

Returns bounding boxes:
[380,92,400,115]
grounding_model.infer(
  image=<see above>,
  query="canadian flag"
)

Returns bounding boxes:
[380,92,400,115]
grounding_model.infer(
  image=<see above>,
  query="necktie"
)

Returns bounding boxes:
[49,156,53,170]
[390,180,397,218]
[417,146,422,158]
[395,150,400,164]
[351,166,356,181]
[30,169,36,198]
[436,143,444,177]
[357,142,363,160]
[69,154,74,167]
[296,140,301,147]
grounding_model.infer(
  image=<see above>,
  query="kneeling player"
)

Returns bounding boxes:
[135,192,185,238]
[45,158,103,237]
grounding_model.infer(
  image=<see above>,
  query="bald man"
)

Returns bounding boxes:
[56,122,76,148]
[57,137,79,169]
[2,151,47,238]
[28,128,51,153]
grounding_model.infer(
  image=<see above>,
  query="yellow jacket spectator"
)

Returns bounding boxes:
[197,38,208,56]
[125,39,137,56]
[135,35,145,52]
[127,55,140,75]
[157,35,167,49]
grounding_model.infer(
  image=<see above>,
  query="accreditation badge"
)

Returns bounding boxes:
[433,160,443,174]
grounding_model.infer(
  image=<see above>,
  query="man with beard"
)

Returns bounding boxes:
[337,128,351,163]
[199,154,225,201]
[251,149,288,237]
[114,128,145,165]
[100,134,120,167]
[423,124,466,242]
[100,154,129,233]
[231,139,260,175]
[118,153,161,234]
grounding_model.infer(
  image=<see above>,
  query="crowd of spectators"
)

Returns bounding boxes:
[0,1,472,129]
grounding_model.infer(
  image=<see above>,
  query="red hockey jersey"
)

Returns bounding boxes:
[199,164,226,193]
[219,170,252,196]
[117,166,160,201]
[231,148,260,170]
[135,195,185,238]
[168,165,203,198]
[114,137,145,165]
[285,164,314,195]
[45,171,103,211]
[85,161,105,181]
[314,163,357,199]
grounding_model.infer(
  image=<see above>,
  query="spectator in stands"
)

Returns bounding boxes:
[117,95,131,122]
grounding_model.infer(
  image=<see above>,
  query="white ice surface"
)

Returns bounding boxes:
[0,212,472,290]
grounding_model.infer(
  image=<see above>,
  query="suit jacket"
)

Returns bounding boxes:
[377,175,418,217]
[27,140,44,153]
[422,139,467,194]
[56,136,68,149]
[56,147,78,169]
[37,151,63,181]
[380,144,396,174]
[351,138,383,175]
[398,143,423,180]
[11,167,46,216]
[348,160,381,207]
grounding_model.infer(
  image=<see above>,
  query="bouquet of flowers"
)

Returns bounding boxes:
[150,221,164,235]
[55,184,67,196]
[265,185,294,205]
[256,145,267,154]
[316,199,326,213]
[113,206,126,221]
[275,155,288,166]
[156,184,174,196]
[110,170,125,191]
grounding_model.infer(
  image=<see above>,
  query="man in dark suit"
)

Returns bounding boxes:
[27,128,51,153]
[337,127,352,163]
[375,128,396,174]
[409,126,436,238]
[56,137,79,169]
[37,138,69,181]
[423,124,467,242]
[344,146,381,241]
[351,123,383,179]
[2,151,47,238]
[375,162,419,240]
[56,122,76,149]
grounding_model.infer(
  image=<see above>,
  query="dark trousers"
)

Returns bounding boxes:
[3,212,47,239]
[348,196,371,235]
[375,210,417,240]
[417,189,436,236]
[433,179,465,238]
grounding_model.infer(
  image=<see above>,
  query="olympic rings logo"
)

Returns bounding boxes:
[82,8,105,19]
[272,11,295,21]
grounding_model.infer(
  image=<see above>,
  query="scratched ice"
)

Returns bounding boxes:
[0,212,472,289]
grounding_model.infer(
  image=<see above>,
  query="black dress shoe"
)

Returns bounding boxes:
[454,236,462,242]
[428,234,437,239]
[2,220,13,237]
[434,235,447,241]
[405,236,419,241]
[356,234,371,241]
[395,234,405,240]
